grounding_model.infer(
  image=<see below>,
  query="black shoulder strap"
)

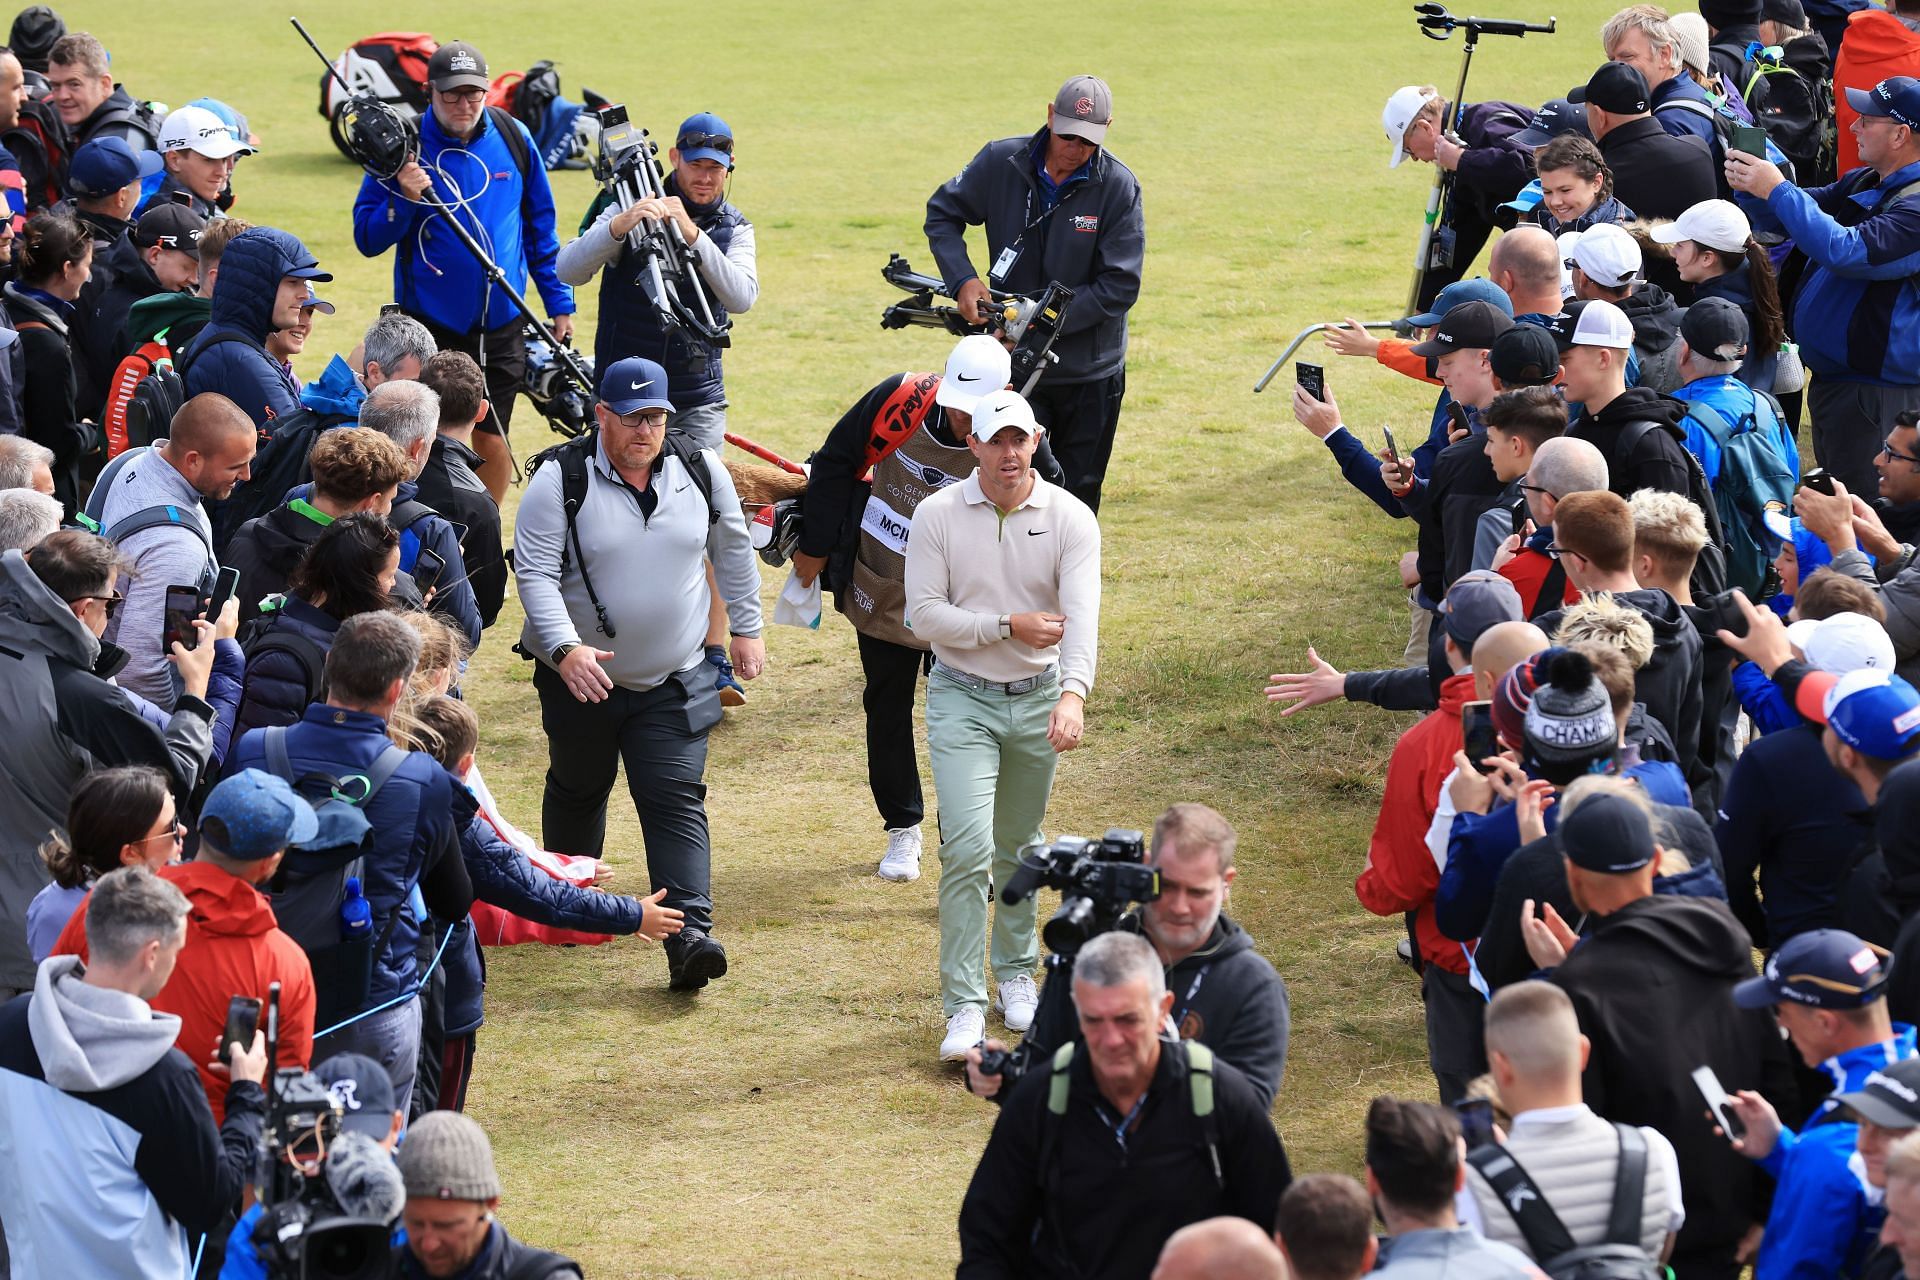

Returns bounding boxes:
[1619,418,1726,546]
[102,502,216,573]
[264,724,292,783]
[389,498,433,534]
[1605,1123,1649,1247]
[663,429,720,526]
[355,743,412,807]
[488,105,534,219]
[248,628,329,707]
[550,432,612,639]
[1532,557,1569,621]
[1466,1142,1580,1261]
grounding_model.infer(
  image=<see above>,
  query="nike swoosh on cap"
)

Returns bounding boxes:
[956,373,980,382]
[630,379,654,390]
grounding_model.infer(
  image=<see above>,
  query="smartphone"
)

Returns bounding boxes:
[1699,589,1751,641]
[1454,1096,1496,1150]
[1461,700,1499,774]
[1731,124,1768,159]
[162,584,202,654]
[412,547,447,597]
[220,994,262,1066]
[205,565,240,622]
[1692,1064,1747,1142]
[1382,426,1402,466]
[1802,468,1836,497]
[1509,495,1531,539]
[1296,361,1326,403]
[1447,402,1473,438]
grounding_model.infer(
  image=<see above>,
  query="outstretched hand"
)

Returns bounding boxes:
[1265,647,1345,715]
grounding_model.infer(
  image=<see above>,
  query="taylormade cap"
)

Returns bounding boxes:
[67,136,163,199]
[1437,570,1524,649]
[1489,323,1562,386]
[132,197,207,257]
[1545,299,1635,351]
[1569,61,1651,115]
[1734,928,1891,1010]
[1052,75,1113,145]
[1834,1057,1920,1129]
[1556,793,1656,873]
[1787,612,1897,675]
[159,105,250,160]
[1512,97,1591,148]
[1384,86,1440,169]
[1680,296,1749,363]
[1407,277,1513,328]
[1568,223,1642,289]
[1819,669,1920,761]
[427,41,490,93]
[599,356,675,416]
[1846,77,1920,132]
[198,768,318,861]
[968,388,1042,441]
[1410,299,1514,357]
[937,334,1012,414]
[1649,198,1752,254]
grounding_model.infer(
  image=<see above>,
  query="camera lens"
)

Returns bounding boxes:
[1043,895,1097,954]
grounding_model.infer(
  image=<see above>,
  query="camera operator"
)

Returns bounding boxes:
[956,931,1290,1280]
[965,804,1291,1108]
[924,75,1143,512]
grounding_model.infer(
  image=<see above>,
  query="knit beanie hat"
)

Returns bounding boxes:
[1493,651,1546,751]
[1522,649,1618,784]
[396,1110,502,1202]
[1699,0,1762,28]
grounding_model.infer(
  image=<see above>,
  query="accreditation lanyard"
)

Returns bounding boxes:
[1096,1090,1152,1155]
[991,182,1078,284]
[1168,964,1212,1032]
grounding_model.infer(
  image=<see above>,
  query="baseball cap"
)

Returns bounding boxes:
[936,334,1011,414]
[133,197,207,257]
[1052,75,1113,145]
[198,768,319,861]
[1680,296,1749,363]
[1512,97,1591,149]
[1410,299,1515,358]
[968,388,1042,441]
[1648,199,1752,255]
[598,356,675,416]
[1833,1057,1920,1130]
[1567,223,1642,289]
[1407,277,1513,328]
[67,137,163,199]
[311,1053,398,1139]
[1489,324,1562,386]
[1545,299,1635,351]
[1847,77,1920,132]
[1734,928,1891,1010]
[1569,61,1652,116]
[1787,612,1897,675]
[262,229,332,284]
[1383,86,1440,169]
[427,41,490,93]
[187,98,259,151]
[675,112,734,169]
[158,105,250,160]
[1437,570,1524,650]
[1818,669,1920,761]
[1557,793,1656,873]
[297,283,335,316]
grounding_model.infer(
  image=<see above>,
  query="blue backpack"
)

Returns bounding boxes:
[1683,391,1796,597]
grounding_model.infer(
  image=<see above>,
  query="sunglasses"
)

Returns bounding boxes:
[677,132,733,155]
[72,590,124,617]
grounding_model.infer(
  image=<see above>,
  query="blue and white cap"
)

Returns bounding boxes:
[198,768,318,861]
[598,356,675,416]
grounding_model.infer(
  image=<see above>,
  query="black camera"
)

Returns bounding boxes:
[1002,828,1160,956]
[254,1069,392,1280]
[524,333,595,439]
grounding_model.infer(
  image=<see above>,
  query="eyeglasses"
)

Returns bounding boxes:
[436,87,486,104]
[610,409,668,430]
[1546,544,1586,562]
[676,132,733,155]
[1518,483,1556,499]
[1879,440,1920,468]
[71,590,124,617]
[136,820,186,848]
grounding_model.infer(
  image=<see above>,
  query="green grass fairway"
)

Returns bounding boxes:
[65,1,1634,1273]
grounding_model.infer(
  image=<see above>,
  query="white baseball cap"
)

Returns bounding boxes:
[1568,223,1642,289]
[159,105,252,160]
[1788,612,1898,675]
[1383,86,1439,169]
[1546,298,1636,350]
[1649,199,1751,255]
[967,388,1042,441]
[1555,231,1582,298]
[936,334,1012,414]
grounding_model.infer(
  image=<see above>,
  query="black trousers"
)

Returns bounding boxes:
[1026,368,1126,513]
[415,315,528,438]
[535,662,721,932]
[858,630,930,830]
[1422,963,1487,1104]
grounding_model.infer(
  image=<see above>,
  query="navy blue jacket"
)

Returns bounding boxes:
[1650,74,1720,149]
[229,597,338,741]
[182,228,308,429]
[227,705,457,1009]
[284,479,482,648]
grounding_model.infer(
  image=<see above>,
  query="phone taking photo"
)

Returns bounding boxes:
[220,995,262,1066]
[163,584,202,654]
[412,547,447,598]
[1461,699,1499,775]
[1731,124,1767,159]
[1453,1096,1496,1150]
[1692,1064,1748,1142]
[1509,495,1530,539]
[205,565,240,623]
[1802,468,1836,497]
[1381,426,1402,466]
[1296,361,1326,403]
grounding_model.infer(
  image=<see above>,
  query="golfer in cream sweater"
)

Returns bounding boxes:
[903,387,1102,1062]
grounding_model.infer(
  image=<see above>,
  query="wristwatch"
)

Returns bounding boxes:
[552,643,578,665]
[998,614,1012,640]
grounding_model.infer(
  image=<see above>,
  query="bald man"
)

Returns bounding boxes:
[96,392,256,707]
[1152,1217,1290,1280]
[1487,226,1564,321]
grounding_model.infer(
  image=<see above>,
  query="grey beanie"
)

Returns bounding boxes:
[1523,649,1617,784]
[397,1110,502,1202]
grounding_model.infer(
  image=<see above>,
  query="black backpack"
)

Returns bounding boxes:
[1619,418,1729,598]
[238,616,330,712]
[2,97,68,209]
[518,426,717,641]
[1467,1123,1662,1280]
[1761,44,1836,188]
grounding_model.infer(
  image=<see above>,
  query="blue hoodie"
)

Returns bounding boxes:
[183,228,327,430]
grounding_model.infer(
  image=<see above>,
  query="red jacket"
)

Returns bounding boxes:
[1357,672,1477,975]
[1498,547,1578,617]
[55,860,315,1122]
[1836,11,1920,176]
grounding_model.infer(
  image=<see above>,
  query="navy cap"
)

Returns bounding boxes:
[1410,299,1515,358]
[1833,1057,1920,1129]
[312,1053,398,1138]
[1557,793,1655,873]
[598,356,675,416]
[1437,570,1523,649]
[68,137,163,199]
[1512,97,1592,148]
[1489,323,1561,386]
[198,769,318,861]
[1407,277,1513,328]
[1569,62,1651,116]
[1681,296,1749,363]
[1734,928,1892,1010]
[1846,77,1920,132]
[675,112,734,170]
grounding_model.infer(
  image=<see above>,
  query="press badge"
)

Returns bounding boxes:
[989,244,1021,283]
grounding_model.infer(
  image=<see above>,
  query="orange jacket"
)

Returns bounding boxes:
[1356,672,1478,975]
[1836,10,1920,176]
[1378,338,1443,387]
[55,860,315,1122]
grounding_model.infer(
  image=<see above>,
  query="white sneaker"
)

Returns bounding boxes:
[940,1007,986,1061]
[997,974,1040,1033]
[877,825,923,882]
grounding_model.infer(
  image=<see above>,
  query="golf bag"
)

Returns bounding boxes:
[318,32,436,163]
[486,60,606,171]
